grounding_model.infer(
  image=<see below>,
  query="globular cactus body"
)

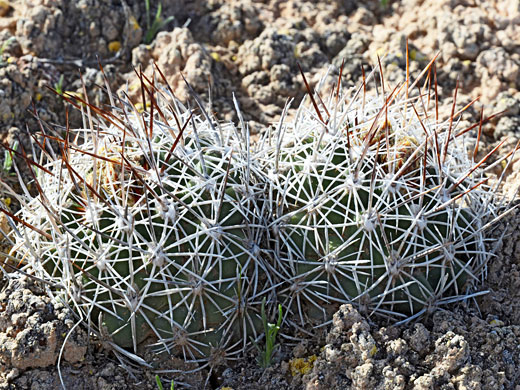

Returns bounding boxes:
[261,79,498,325]
[11,85,267,363]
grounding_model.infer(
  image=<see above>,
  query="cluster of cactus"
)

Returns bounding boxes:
[0,61,513,368]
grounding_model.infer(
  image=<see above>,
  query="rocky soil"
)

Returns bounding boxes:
[0,0,519,389]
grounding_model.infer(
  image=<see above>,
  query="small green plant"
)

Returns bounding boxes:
[54,74,64,96]
[255,298,283,368]
[0,37,15,66]
[155,375,175,390]
[144,0,175,44]
[2,140,17,176]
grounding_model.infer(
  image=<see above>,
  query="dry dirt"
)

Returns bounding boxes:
[0,0,520,389]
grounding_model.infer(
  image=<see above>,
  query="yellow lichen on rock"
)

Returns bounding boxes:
[108,40,121,53]
[289,355,317,376]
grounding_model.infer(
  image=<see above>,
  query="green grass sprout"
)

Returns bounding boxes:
[54,74,64,96]
[0,37,15,66]
[155,374,174,390]
[2,140,17,176]
[144,0,175,44]
[256,298,283,368]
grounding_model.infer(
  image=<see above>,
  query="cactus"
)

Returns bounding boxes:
[260,64,510,327]
[1,58,515,371]
[5,71,268,365]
